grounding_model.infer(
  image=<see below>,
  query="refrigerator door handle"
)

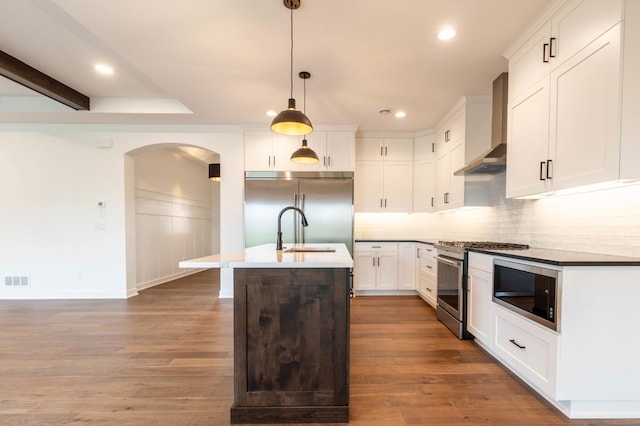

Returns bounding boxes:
[301,193,306,243]
[293,193,299,244]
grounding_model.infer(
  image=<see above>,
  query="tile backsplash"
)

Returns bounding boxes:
[355,176,640,258]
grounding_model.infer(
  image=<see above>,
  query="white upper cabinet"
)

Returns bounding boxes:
[505,0,639,198]
[355,137,414,212]
[297,131,355,171]
[244,131,299,171]
[433,97,491,211]
[356,138,413,162]
[244,129,356,172]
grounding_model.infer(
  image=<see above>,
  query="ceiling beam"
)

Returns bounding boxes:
[0,49,90,111]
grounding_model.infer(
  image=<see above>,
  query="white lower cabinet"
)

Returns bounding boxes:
[493,304,558,399]
[353,242,398,292]
[416,243,437,307]
[473,252,640,418]
[466,252,493,346]
[397,242,416,290]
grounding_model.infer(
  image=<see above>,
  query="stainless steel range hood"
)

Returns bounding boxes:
[454,72,508,176]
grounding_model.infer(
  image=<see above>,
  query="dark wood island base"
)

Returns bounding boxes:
[231,267,350,424]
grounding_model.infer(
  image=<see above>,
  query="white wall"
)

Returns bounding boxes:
[133,148,219,292]
[355,174,640,258]
[0,124,243,299]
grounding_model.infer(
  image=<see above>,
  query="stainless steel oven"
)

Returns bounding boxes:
[435,241,530,339]
[435,244,472,339]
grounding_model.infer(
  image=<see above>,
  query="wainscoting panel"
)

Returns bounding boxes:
[136,189,214,290]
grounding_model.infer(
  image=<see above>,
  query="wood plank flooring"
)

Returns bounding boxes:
[0,270,637,425]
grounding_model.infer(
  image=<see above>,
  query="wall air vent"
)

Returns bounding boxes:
[4,276,30,287]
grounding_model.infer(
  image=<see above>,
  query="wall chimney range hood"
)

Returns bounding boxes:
[454,72,508,176]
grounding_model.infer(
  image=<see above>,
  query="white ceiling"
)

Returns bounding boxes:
[0,0,551,133]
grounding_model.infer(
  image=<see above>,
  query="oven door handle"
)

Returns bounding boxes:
[436,256,462,267]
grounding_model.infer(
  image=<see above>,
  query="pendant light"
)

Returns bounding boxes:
[208,163,221,182]
[291,71,319,163]
[270,0,313,136]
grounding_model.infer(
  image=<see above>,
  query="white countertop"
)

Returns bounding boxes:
[179,243,353,269]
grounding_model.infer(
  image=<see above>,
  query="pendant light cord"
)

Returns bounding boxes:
[289,6,294,99]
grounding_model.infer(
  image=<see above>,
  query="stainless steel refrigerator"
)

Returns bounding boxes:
[244,171,354,255]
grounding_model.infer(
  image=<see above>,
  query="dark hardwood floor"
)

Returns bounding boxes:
[0,270,637,425]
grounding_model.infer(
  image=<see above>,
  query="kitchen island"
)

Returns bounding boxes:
[180,243,353,424]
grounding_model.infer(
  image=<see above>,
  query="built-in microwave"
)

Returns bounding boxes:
[493,259,560,331]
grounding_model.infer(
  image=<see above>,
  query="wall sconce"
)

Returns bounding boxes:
[209,163,221,182]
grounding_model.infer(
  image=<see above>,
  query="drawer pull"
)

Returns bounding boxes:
[426,265,432,269]
[509,339,526,350]
[426,287,432,292]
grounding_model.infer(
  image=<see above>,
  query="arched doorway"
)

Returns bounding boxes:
[125,143,220,294]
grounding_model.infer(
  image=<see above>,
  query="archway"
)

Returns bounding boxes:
[124,143,221,295]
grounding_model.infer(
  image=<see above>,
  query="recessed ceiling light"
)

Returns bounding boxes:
[395,111,406,118]
[438,27,456,40]
[378,107,392,115]
[266,110,277,117]
[95,64,114,75]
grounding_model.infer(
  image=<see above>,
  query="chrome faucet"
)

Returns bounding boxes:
[276,206,309,250]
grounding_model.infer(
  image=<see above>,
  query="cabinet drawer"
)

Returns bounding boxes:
[421,256,436,274]
[355,242,398,252]
[494,306,557,398]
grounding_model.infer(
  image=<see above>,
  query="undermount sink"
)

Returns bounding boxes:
[283,247,336,253]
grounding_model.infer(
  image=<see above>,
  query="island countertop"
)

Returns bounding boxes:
[179,243,353,269]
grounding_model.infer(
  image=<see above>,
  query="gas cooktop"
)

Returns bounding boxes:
[436,241,530,250]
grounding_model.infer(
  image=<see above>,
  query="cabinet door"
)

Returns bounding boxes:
[383,138,414,161]
[244,131,274,171]
[355,161,384,212]
[397,243,416,290]
[413,159,435,212]
[506,78,551,198]
[445,108,465,145]
[326,132,354,171]
[354,251,376,290]
[383,161,413,212]
[550,0,622,69]
[467,266,493,346]
[272,134,304,171]
[434,150,450,209]
[509,22,551,100]
[548,24,622,191]
[356,138,383,161]
[376,251,398,290]
[447,142,465,209]
[414,134,436,161]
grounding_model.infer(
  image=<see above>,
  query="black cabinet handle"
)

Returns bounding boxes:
[509,339,526,350]
[543,43,550,63]
[546,159,553,179]
[431,142,435,152]
[549,37,556,58]
[539,161,546,181]
[417,249,421,258]
[431,197,434,207]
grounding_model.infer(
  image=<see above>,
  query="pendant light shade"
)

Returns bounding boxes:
[270,0,313,136]
[290,138,319,163]
[208,163,221,182]
[271,98,313,135]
